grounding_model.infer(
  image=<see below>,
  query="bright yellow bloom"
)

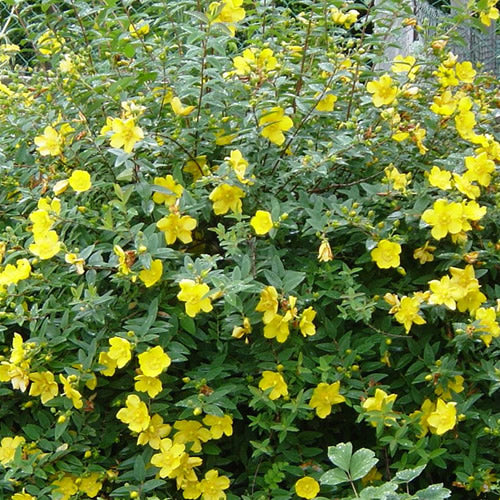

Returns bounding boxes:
[29,230,61,260]
[479,3,499,26]
[184,155,210,180]
[331,7,359,28]
[367,74,398,107]
[116,394,151,432]
[37,30,63,55]
[299,307,317,337]
[428,166,452,190]
[232,47,277,76]
[309,381,345,418]
[455,61,476,83]
[226,149,249,183]
[453,173,480,200]
[315,93,337,112]
[428,275,463,310]
[259,370,288,400]
[0,258,31,288]
[435,375,464,400]
[430,90,457,116]
[475,307,500,347]
[384,165,410,192]
[421,199,465,240]
[362,388,398,426]
[434,65,458,87]
[177,279,213,317]
[108,337,132,368]
[29,209,54,235]
[413,241,436,264]
[59,374,83,409]
[108,117,144,153]
[198,469,230,500]
[393,296,426,333]
[138,346,171,377]
[137,414,171,449]
[157,212,197,245]
[53,179,69,195]
[173,420,212,453]
[0,436,25,465]
[129,22,150,37]
[171,97,195,116]
[11,491,35,500]
[113,245,134,275]
[455,110,476,140]
[210,0,246,36]
[51,475,78,500]
[34,126,63,156]
[68,170,91,192]
[78,472,103,498]
[209,184,245,215]
[250,210,273,235]
[150,438,186,478]
[259,107,293,146]
[139,259,163,287]
[203,414,233,439]
[29,371,58,404]
[152,175,184,206]
[170,453,203,493]
[391,55,419,80]
[318,239,333,262]
[231,317,252,342]
[371,240,401,269]
[65,252,85,274]
[295,477,320,499]
[263,313,290,343]
[464,152,495,187]
[134,374,163,398]
[427,398,457,435]
[98,351,117,376]
[411,398,436,437]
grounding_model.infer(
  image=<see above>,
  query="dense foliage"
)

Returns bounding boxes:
[0,0,499,498]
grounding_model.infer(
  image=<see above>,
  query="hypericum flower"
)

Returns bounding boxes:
[108,117,144,153]
[231,47,277,76]
[309,381,345,418]
[108,337,132,368]
[29,231,61,260]
[29,371,58,404]
[475,307,500,347]
[428,275,463,310]
[465,152,495,187]
[295,477,320,499]
[434,64,458,87]
[134,374,163,398]
[231,317,252,343]
[29,209,54,235]
[59,374,83,409]
[0,436,25,465]
[435,375,464,400]
[152,175,184,206]
[455,61,476,83]
[427,398,457,435]
[299,307,317,337]
[65,253,85,274]
[51,475,78,500]
[318,239,334,262]
[455,110,476,140]
[78,472,103,498]
[171,97,195,116]
[226,149,249,183]
[156,212,197,245]
[203,414,233,439]
[34,126,63,156]
[53,179,69,195]
[137,414,171,449]
[98,351,117,376]
[255,286,279,323]
[259,371,288,400]
[362,388,398,426]
[68,170,91,192]
[116,394,151,432]
[371,240,401,269]
[11,490,36,500]
[150,438,186,478]
[393,296,426,333]
[37,30,64,55]
[413,241,436,264]
[263,313,291,343]
[391,55,419,81]
[250,210,273,235]
[173,420,212,453]
[411,398,436,437]
[428,166,452,190]
[209,0,246,36]
[367,74,398,107]
[315,92,337,112]
[139,259,163,288]
[170,454,203,493]
[259,107,293,146]
[479,1,499,26]
[198,469,230,500]
[0,258,31,288]
[177,279,213,317]
[209,184,245,215]
[421,199,465,240]
[430,90,457,116]
[184,155,210,180]
[384,165,410,192]
[129,22,150,37]
[138,346,171,377]
[331,7,359,28]
[453,173,480,200]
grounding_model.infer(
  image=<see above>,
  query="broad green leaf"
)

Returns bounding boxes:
[349,448,379,481]
[320,467,350,486]
[327,442,353,472]
[395,464,427,483]
[415,484,451,499]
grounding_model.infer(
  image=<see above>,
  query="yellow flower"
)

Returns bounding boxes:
[78,472,103,498]
[384,165,410,192]
[0,258,31,288]
[37,30,64,55]
[152,175,184,206]
[28,230,61,260]
[362,388,398,426]
[231,47,277,76]
[428,275,463,310]
[137,414,171,449]
[139,259,163,288]
[309,381,345,418]
[59,374,83,409]
[411,398,436,437]
[177,279,213,317]
[453,173,480,200]
[455,110,476,140]
[109,117,144,153]
[259,370,288,400]
[366,74,398,107]
[0,436,25,465]
[11,491,35,500]
[370,240,401,269]
[299,307,316,337]
[226,149,249,183]
[53,179,70,195]
[428,166,452,190]
[318,239,333,262]
[435,375,464,400]
[434,64,458,87]
[421,199,465,240]
[295,477,320,499]
[427,398,457,435]
[250,210,273,235]
[315,93,337,112]
[98,351,117,376]
[51,475,78,500]
[68,170,91,192]
[197,469,230,500]
[480,3,499,26]
[209,0,246,35]
[138,346,171,377]
[108,337,132,368]
[171,97,196,116]
[465,152,495,187]
[129,22,150,37]
[209,184,245,215]
[475,307,500,347]
[430,90,457,116]
[203,414,233,439]
[259,107,293,146]
[65,253,85,275]
[184,155,210,180]
[231,317,252,342]
[29,371,58,404]
[455,61,476,83]
[29,209,54,235]
[173,420,212,453]
[361,467,383,485]
[393,296,426,333]
[413,241,436,265]
[34,126,63,156]
[255,285,279,323]
[157,212,197,245]
[150,439,186,478]
[134,374,163,398]
[391,55,419,81]
[263,313,290,343]
[116,394,151,432]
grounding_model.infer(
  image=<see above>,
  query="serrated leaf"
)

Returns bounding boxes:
[415,484,451,499]
[395,464,426,483]
[349,448,379,481]
[359,482,399,499]
[320,467,350,486]
[327,442,353,472]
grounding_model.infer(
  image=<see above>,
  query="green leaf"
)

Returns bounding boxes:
[415,484,451,499]
[395,464,426,483]
[133,455,146,482]
[349,448,379,481]
[327,442,353,472]
[320,467,350,486]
